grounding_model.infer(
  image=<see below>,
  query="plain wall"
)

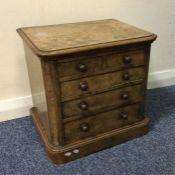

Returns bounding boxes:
[0,0,175,120]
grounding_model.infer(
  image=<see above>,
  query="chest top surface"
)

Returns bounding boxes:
[17,19,156,56]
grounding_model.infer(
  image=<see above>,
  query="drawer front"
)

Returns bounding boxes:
[61,67,145,101]
[64,104,143,144]
[63,84,143,118]
[58,49,145,81]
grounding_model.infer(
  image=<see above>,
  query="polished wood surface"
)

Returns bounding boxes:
[57,49,145,81]
[23,43,51,141]
[17,19,156,163]
[64,103,143,144]
[17,19,156,56]
[61,67,144,101]
[62,84,143,118]
[31,107,149,164]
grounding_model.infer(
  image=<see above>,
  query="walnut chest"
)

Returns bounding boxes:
[17,19,157,163]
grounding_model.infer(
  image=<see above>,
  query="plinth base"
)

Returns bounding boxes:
[31,107,149,164]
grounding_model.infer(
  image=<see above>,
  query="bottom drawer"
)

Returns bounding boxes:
[64,103,144,144]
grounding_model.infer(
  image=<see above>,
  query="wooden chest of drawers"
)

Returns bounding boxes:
[17,19,156,163]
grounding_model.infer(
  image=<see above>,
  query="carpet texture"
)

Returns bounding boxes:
[0,85,175,175]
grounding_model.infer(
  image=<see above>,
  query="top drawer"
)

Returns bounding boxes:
[57,49,145,81]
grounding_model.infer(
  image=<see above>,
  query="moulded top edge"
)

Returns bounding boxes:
[17,19,157,57]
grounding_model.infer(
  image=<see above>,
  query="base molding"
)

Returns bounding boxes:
[31,107,149,164]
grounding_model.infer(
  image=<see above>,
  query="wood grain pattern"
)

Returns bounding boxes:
[61,67,145,101]
[31,107,149,164]
[58,49,145,81]
[23,43,51,141]
[17,19,156,163]
[62,84,143,118]
[17,19,156,56]
[64,103,143,144]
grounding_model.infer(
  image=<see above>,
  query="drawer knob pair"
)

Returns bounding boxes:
[120,112,128,120]
[123,56,132,64]
[78,101,89,110]
[80,123,90,132]
[79,82,88,91]
[64,149,80,157]
[77,63,87,72]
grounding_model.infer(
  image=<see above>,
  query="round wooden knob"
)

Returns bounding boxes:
[79,82,88,91]
[77,63,87,72]
[120,112,128,120]
[122,72,130,80]
[78,101,88,110]
[123,56,132,64]
[80,123,90,132]
[121,93,129,100]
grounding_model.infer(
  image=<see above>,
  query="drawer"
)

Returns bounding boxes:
[58,49,145,81]
[64,103,143,144]
[61,67,145,101]
[63,84,143,118]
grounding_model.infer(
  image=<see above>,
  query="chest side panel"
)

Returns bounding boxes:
[24,43,50,139]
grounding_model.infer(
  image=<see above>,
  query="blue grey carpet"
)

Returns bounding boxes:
[0,85,175,175]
